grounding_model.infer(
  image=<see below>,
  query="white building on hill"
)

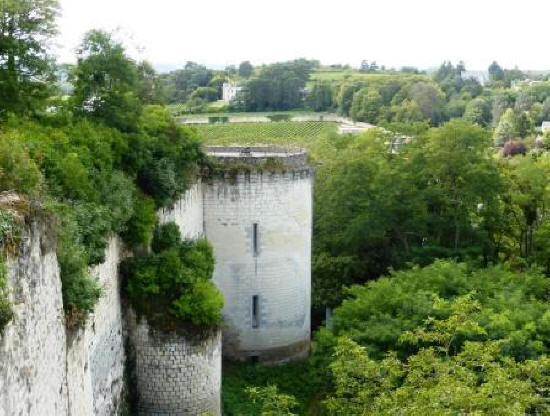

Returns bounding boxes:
[222,82,243,102]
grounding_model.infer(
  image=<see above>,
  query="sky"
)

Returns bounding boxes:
[56,0,550,72]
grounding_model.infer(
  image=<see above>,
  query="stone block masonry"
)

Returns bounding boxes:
[0,222,68,416]
[202,147,313,363]
[129,316,221,416]
[0,225,126,416]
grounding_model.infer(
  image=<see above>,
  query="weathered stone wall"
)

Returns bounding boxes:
[203,169,312,363]
[0,222,68,416]
[128,314,221,416]
[0,227,126,416]
[66,236,126,416]
[158,180,204,239]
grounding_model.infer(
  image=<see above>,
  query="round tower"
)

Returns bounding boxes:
[128,314,222,416]
[203,146,312,363]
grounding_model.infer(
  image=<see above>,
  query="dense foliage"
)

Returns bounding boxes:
[318,264,550,414]
[311,121,550,311]
[239,59,319,111]
[232,262,550,414]
[121,222,223,329]
[0,1,204,327]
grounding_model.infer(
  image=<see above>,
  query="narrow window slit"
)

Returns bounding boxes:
[252,295,259,328]
[253,223,259,255]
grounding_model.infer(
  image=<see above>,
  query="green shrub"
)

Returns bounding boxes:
[0,109,203,328]
[121,194,157,249]
[0,209,21,332]
[172,279,223,327]
[152,222,182,253]
[0,134,42,195]
[138,158,178,207]
[0,257,13,333]
[53,202,101,325]
[122,222,222,330]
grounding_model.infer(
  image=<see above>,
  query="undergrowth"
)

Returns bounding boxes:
[222,360,325,416]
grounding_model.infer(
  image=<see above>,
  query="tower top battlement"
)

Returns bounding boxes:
[205,146,308,169]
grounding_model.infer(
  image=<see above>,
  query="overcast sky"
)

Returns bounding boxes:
[56,0,550,72]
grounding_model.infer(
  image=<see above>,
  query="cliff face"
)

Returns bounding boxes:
[0,224,126,416]
[0,222,68,416]
[66,237,126,415]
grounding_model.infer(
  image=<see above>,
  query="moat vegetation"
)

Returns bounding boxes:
[5,0,550,414]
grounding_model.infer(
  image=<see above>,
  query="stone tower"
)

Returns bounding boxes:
[203,146,313,363]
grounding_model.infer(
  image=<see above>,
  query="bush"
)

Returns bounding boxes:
[0,256,13,333]
[0,134,42,195]
[152,222,182,253]
[122,222,222,330]
[121,194,157,249]
[53,202,102,325]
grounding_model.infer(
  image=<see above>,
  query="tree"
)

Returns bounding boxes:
[391,99,424,122]
[491,93,513,125]
[242,59,317,111]
[0,0,59,115]
[238,60,254,78]
[408,82,446,124]
[433,61,464,98]
[515,91,535,113]
[488,61,504,82]
[72,30,141,132]
[463,97,491,126]
[325,297,550,415]
[540,96,550,122]
[121,223,223,329]
[162,61,213,103]
[329,260,550,361]
[350,88,382,123]
[417,119,501,255]
[504,67,526,86]
[137,60,164,104]
[336,82,360,115]
[246,385,298,416]
[494,108,518,146]
[307,81,333,111]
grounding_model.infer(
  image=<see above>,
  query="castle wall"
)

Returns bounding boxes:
[66,236,126,416]
[203,170,312,362]
[0,223,68,416]
[158,180,204,239]
[128,314,221,416]
[0,226,126,416]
